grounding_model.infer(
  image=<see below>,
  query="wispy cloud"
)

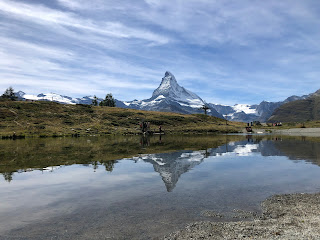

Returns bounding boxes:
[0,0,170,45]
[0,0,320,104]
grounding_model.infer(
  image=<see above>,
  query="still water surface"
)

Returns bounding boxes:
[1,135,320,239]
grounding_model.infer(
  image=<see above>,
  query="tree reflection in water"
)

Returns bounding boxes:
[1,135,320,184]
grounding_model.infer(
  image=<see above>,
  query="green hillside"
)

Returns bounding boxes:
[268,95,320,122]
[0,101,243,138]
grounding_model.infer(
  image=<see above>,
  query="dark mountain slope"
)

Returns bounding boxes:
[268,93,320,122]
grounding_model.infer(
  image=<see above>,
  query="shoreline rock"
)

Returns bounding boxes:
[164,193,320,239]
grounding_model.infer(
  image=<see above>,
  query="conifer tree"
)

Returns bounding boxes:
[0,87,17,101]
[99,93,116,107]
[92,95,98,106]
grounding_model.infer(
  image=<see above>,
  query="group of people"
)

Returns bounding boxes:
[139,121,163,134]
[139,121,150,133]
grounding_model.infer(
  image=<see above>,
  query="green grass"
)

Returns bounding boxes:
[0,101,244,138]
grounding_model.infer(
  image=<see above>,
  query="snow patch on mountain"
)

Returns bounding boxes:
[233,104,258,115]
[141,95,166,107]
[17,92,97,105]
[22,93,78,104]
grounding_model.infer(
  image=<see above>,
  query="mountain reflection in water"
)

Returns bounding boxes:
[1,135,320,192]
[1,135,320,239]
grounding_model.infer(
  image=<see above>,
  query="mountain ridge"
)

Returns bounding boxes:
[268,93,320,122]
[209,94,311,122]
[13,71,319,122]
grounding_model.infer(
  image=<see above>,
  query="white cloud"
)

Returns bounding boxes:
[0,0,171,45]
[0,37,74,61]
[1,0,320,104]
[57,0,84,10]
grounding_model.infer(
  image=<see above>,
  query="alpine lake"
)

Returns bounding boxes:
[1,134,320,239]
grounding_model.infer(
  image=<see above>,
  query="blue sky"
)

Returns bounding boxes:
[0,0,320,105]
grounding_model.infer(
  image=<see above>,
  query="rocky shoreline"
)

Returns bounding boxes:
[271,128,320,137]
[164,193,320,239]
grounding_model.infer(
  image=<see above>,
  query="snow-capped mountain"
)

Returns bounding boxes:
[16,91,92,105]
[15,91,127,108]
[122,71,223,118]
[209,94,310,123]
[15,71,318,122]
[209,103,260,122]
[15,72,223,118]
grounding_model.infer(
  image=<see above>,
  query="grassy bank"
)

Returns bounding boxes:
[0,134,247,180]
[0,101,243,138]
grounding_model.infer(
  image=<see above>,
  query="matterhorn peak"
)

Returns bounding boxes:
[164,71,174,77]
[152,71,180,98]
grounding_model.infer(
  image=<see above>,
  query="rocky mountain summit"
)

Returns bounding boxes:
[122,71,223,118]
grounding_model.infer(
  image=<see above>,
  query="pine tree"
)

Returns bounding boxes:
[99,93,116,107]
[92,95,98,106]
[0,87,17,101]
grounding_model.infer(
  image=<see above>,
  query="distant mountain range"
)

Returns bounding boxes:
[209,95,310,123]
[16,71,224,118]
[15,71,319,122]
[268,90,320,122]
